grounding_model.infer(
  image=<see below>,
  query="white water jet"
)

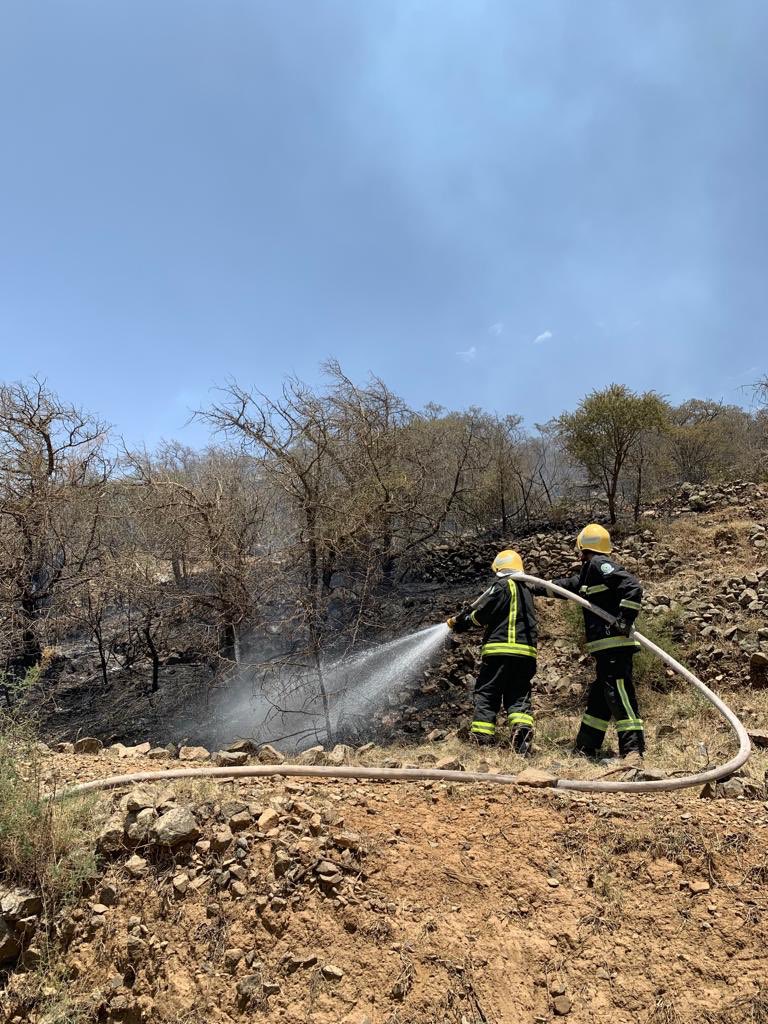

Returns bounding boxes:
[330,623,450,726]
[210,623,450,751]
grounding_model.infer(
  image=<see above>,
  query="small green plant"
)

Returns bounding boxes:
[591,869,624,905]
[633,609,684,690]
[0,663,41,706]
[0,710,102,912]
[561,600,585,645]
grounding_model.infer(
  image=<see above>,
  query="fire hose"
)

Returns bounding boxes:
[63,574,751,798]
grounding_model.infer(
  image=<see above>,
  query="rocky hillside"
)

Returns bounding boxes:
[3,743,768,1024]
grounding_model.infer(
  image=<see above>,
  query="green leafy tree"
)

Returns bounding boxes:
[557,384,669,523]
[666,399,753,484]
[752,376,768,476]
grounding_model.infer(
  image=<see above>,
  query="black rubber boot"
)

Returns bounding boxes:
[511,728,533,757]
[618,729,645,758]
[574,745,601,761]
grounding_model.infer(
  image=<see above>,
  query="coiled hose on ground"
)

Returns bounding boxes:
[64,574,751,798]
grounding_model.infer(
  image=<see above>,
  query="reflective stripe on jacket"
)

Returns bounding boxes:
[453,577,537,659]
[551,554,643,654]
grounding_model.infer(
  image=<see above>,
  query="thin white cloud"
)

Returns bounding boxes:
[456,346,477,362]
[533,329,553,345]
[489,322,504,336]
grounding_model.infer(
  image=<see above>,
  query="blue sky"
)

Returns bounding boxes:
[1,2,766,447]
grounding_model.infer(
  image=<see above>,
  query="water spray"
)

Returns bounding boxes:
[331,623,449,726]
[204,623,451,753]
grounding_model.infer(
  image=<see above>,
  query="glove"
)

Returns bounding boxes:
[614,615,631,637]
[446,616,457,630]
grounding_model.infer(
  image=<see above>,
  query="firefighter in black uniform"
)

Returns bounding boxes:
[447,549,537,753]
[538,524,644,758]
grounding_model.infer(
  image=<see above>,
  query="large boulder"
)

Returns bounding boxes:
[124,788,156,813]
[150,807,199,847]
[97,816,126,854]
[0,888,42,922]
[73,736,103,754]
[214,750,249,767]
[110,742,151,759]
[227,739,259,755]
[297,746,326,766]
[325,744,353,767]
[178,745,210,762]
[0,918,21,964]
[257,744,285,765]
[750,652,768,688]
[125,807,157,844]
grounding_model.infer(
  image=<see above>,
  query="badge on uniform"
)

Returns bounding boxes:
[600,563,614,574]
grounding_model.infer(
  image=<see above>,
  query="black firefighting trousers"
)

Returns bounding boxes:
[471,655,536,752]
[575,649,645,756]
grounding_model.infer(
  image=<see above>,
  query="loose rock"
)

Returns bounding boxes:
[178,745,210,761]
[298,746,326,765]
[0,889,43,922]
[322,964,344,981]
[124,855,148,878]
[214,750,249,767]
[258,808,280,833]
[97,816,126,854]
[0,919,21,964]
[150,807,199,846]
[73,736,103,754]
[553,994,572,1015]
[257,744,285,765]
[516,768,557,788]
[125,788,156,813]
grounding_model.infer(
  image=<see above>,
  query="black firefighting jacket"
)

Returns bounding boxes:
[453,576,537,660]
[550,553,643,655]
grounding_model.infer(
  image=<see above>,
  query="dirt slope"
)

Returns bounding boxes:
[4,752,768,1024]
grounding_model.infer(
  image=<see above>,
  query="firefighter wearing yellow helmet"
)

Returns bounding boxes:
[576,523,612,555]
[536,524,645,759]
[446,549,537,753]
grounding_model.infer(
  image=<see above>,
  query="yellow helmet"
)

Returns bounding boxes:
[576,524,612,554]
[491,549,524,574]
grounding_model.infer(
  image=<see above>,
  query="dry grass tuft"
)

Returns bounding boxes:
[700,989,768,1024]
[649,996,684,1024]
[0,714,104,912]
